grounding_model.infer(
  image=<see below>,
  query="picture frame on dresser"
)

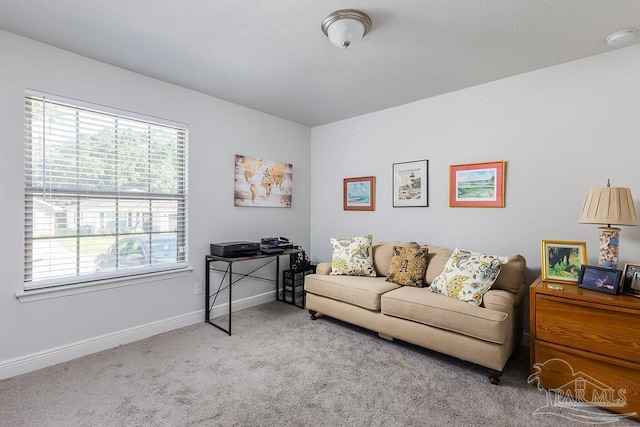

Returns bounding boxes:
[622,263,640,296]
[540,240,587,283]
[578,265,622,294]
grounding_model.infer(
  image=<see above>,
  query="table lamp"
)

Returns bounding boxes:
[578,180,638,268]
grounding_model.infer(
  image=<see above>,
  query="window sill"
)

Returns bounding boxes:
[16,267,194,303]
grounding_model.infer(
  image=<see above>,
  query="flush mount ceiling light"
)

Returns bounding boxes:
[606,28,636,46]
[321,9,372,49]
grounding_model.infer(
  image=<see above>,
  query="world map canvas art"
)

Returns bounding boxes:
[234,155,293,207]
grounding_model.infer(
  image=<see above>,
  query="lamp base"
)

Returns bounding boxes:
[598,226,620,269]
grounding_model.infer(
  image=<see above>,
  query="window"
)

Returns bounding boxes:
[24,90,188,290]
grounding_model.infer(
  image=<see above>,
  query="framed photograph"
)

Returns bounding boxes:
[343,176,376,211]
[449,160,505,207]
[578,265,622,294]
[621,263,640,296]
[393,160,428,207]
[632,273,640,295]
[541,240,588,283]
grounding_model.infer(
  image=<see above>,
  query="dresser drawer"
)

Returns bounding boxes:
[533,341,640,420]
[535,294,640,364]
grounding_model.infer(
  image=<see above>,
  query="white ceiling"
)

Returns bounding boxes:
[1,1,639,127]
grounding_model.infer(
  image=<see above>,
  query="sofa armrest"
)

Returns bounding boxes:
[482,289,518,316]
[483,287,524,356]
[315,262,332,275]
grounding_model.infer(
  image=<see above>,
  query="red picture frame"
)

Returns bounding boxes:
[449,161,505,208]
[343,176,376,211]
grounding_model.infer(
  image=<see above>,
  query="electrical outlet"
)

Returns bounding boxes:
[194,281,203,295]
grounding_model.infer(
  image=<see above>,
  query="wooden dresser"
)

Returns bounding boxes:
[530,276,640,420]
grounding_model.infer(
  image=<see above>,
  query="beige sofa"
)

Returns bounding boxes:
[304,242,527,384]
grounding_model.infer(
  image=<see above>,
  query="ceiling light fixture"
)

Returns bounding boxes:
[321,9,372,49]
[606,28,636,47]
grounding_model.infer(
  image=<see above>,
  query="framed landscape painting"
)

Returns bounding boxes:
[393,160,428,207]
[541,240,588,283]
[449,160,505,207]
[344,176,376,211]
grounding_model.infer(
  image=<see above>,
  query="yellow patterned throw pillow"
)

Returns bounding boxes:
[330,234,376,277]
[386,246,429,287]
[429,247,509,306]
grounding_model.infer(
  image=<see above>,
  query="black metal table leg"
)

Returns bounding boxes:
[205,258,210,323]
[206,260,232,335]
[228,262,232,335]
[276,256,281,301]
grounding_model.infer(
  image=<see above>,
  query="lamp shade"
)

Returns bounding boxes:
[578,185,638,227]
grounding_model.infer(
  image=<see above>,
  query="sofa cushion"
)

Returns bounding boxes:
[386,246,429,287]
[381,286,509,344]
[423,245,453,284]
[371,241,419,276]
[429,248,509,306]
[305,274,400,311]
[330,234,376,277]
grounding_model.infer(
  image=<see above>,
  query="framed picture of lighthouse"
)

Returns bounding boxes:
[393,160,428,207]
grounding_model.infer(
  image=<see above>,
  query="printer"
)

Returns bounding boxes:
[210,241,260,257]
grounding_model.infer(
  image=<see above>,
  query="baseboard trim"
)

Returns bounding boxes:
[0,291,275,380]
[208,290,275,320]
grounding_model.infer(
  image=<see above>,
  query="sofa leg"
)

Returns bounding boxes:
[487,369,502,385]
[378,332,394,341]
[309,310,318,320]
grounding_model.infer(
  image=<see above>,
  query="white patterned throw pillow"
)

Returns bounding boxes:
[330,234,376,277]
[429,247,509,306]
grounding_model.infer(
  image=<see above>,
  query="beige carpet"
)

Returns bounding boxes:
[1,302,636,426]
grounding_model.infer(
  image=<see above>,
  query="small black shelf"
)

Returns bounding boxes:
[281,265,315,309]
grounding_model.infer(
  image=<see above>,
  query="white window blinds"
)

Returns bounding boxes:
[24,91,188,290]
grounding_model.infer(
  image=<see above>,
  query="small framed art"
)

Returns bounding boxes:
[578,265,622,294]
[393,160,428,207]
[449,160,505,207]
[343,176,376,211]
[541,240,588,283]
[621,263,640,296]
[631,273,640,296]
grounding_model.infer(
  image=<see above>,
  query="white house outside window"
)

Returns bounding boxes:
[24,91,188,290]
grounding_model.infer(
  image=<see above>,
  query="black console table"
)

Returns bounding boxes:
[205,248,301,335]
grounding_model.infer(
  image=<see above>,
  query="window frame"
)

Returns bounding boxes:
[23,90,189,291]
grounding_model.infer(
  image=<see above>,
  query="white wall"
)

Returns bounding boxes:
[310,45,640,326]
[3,29,640,378]
[0,30,311,376]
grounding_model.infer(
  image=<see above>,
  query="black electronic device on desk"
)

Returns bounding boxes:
[210,241,260,258]
[260,236,293,254]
